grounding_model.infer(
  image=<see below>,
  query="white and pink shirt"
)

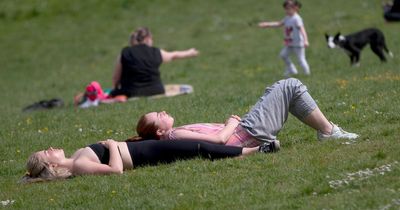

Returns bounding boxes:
[162,123,261,147]
[282,13,304,47]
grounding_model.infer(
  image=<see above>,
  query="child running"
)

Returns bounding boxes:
[258,0,310,77]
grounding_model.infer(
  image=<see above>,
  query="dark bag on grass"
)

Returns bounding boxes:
[22,98,64,112]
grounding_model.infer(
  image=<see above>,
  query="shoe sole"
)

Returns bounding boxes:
[271,140,280,152]
[318,134,359,141]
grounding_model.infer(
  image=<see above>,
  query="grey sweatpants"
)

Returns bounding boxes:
[240,78,317,142]
[280,46,310,75]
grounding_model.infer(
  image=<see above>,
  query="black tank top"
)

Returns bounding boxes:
[117,44,164,97]
[87,141,155,166]
[392,0,400,12]
[88,144,110,164]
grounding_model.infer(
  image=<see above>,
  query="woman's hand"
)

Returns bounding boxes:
[95,139,123,174]
[230,115,241,121]
[225,115,241,126]
[98,139,117,149]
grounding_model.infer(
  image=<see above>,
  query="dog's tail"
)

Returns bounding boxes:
[383,42,394,58]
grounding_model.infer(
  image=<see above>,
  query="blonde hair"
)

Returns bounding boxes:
[129,27,152,46]
[20,152,72,184]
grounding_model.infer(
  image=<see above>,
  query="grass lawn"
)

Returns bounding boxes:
[1,0,400,209]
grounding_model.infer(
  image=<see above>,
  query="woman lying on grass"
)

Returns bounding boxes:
[134,78,359,147]
[21,139,274,183]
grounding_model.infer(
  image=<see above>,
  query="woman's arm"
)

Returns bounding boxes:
[172,115,241,144]
[299,25,309,47]
[73,140,123,175]
[101,139,123,173]
[258,21,284,28]
[160,48,199,63]
[112,55,122,89]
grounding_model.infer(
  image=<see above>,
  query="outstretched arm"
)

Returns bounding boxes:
[160,48,199,63]
[258,21,283,28]
[112,55,122,89]
[172,115,241,144]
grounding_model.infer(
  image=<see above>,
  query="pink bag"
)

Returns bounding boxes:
[85,81,109,101]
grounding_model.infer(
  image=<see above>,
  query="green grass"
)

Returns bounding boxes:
[1,0,400,209]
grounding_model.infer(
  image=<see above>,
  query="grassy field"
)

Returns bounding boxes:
[1,0,400,209]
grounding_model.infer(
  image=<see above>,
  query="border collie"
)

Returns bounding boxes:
[325,28,393,66]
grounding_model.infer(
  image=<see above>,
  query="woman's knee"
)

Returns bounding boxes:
[285,78,309,95]
[270,78,303,91]
[285,78,302,86]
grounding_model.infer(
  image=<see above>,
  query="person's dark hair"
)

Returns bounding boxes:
[283,0,302,9]
[130,27,152,46]
[126,114,159,142]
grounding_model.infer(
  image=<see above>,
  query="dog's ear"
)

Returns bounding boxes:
[334,32,341,39]
[325,33,329,40]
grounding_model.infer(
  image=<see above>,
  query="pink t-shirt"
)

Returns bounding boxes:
[162,123,261,147]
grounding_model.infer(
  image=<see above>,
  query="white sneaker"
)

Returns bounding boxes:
[317,122,359,141]
[79,99,99,108]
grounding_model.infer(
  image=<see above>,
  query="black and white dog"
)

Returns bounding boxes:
[325,28,393,66]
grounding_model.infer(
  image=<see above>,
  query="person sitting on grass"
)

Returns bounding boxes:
[133,78,359,147]
[75,27,199,108]
[21,139,274,183]
[383,0,400,22]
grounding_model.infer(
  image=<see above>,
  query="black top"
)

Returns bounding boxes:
[111,44,164,97]
[88,144,110,164]
[392,0,400,12]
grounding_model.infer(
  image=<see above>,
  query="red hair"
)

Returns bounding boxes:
[126,114,159,142]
